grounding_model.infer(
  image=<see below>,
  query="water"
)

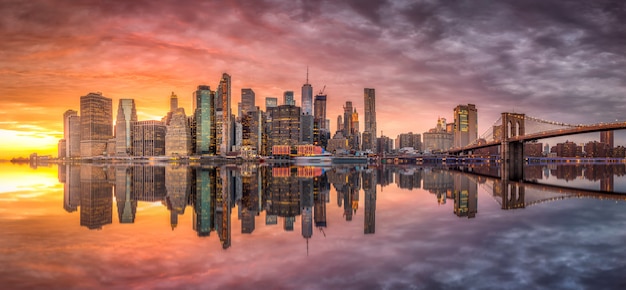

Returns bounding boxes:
[1,162,625,289]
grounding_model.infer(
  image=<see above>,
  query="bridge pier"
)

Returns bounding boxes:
[501,141,524,181]
[493,179,526,210]
[500,113,526,181]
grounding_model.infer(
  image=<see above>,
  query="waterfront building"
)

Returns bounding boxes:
[453,104,478,148]
[396,132,422,151]
[584,141,610,158]
[553,141,580,157]
[80,92,113,157]
[115,99,137,156]
[132,120,166,156]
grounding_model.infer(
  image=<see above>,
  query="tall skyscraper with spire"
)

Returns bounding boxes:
[301,67,313,115]
[363,88,377,152]
[115,99,137,156]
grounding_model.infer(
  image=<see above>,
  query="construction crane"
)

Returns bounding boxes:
[317,85,326,96]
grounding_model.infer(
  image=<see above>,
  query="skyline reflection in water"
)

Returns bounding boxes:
[2,163,626,289]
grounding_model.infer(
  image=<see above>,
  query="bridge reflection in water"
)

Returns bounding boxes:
[58,163,626,248]
[452,163,626,211]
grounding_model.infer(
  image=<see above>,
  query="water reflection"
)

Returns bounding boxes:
[58,163,626,247]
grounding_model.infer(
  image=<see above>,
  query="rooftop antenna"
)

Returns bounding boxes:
[306,66,309,84]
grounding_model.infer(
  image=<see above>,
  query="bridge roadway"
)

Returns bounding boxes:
[448,121,626,154]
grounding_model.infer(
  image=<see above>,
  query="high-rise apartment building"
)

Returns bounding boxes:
[600,131,614,148]
[241,88,255,115]
[79,92,112,157]
[115,99,137,156]
[195,85,216,155]
[283,91,295,106]
[453,104,478,148]
[363,88,377,152]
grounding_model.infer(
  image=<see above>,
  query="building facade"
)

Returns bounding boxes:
[195,85,216,155]
[132,120,166,156]
[165,108,192,156]
[423,117,453,152]
[80,92,113,157]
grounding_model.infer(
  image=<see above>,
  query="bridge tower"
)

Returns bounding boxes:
[501,113,525,181]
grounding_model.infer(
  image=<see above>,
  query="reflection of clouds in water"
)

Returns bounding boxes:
[2,164,626,289]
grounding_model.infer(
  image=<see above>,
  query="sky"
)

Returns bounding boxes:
[1,0,625,158]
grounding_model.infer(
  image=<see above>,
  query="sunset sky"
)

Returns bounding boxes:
[1,0,624,158]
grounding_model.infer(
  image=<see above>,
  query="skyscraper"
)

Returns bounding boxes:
[453,104,478,148]
[218,73,232,154]
[132,120,166,156]
[195,85,216,155]
[79,92,112,157]
[301,69,313,115]
[63,110,81,158]
[363,88,377,152]
[343,101,353,136]
[115,99,137,156]
[166,108,192,156]
[241,88,255,115]
[600,131,614,148]
[314,94,327,130]
[283,91,295,106]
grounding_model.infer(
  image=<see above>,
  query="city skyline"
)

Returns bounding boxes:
[1,0,625,158]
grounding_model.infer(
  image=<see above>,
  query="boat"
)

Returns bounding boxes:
[293,153,334,166]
